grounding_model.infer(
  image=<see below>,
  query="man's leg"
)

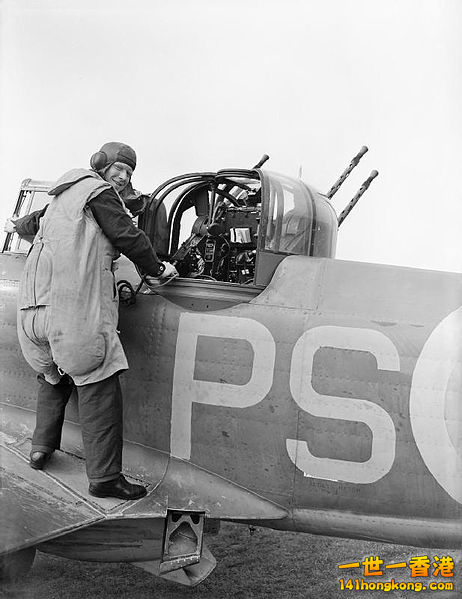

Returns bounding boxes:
[18,306,75,468]
[31,373,74,454]
[77,373,123,482]
[77,373,146,500]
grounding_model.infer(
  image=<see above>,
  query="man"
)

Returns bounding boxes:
[5,142,177,500]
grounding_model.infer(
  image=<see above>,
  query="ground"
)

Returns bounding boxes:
[1,523,460,599]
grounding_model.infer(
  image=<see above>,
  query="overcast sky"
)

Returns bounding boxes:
[1,0,461,272]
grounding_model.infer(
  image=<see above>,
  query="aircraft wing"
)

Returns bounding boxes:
[0,438,105,555]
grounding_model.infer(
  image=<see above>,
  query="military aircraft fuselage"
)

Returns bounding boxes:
[2,249,461,551]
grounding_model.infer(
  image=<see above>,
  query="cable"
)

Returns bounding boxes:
[118,273,179,304]
[142,273,180,291]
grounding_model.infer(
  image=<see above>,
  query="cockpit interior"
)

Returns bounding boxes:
[139,168,338,288]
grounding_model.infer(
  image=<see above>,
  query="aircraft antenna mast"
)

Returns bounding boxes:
[326,146,368,200]
[337,170,379,227]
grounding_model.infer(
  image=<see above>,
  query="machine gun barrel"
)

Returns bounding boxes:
[253,154,270,169]
[337,170,379,227]
[326,146,368,200]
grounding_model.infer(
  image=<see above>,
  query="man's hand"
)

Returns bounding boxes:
[144,262,179,286]
[159,261,178,279]
[3,218,16,234]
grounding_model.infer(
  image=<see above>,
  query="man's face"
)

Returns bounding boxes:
[103,161,133,193]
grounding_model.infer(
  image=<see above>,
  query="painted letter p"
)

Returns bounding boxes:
[171,313,275,460]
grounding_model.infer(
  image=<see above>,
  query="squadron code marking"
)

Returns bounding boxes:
[170,311,462,503]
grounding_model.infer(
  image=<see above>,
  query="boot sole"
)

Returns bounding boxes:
[88,489,147,500]
[29,455,52,470]
[29,462,45,470]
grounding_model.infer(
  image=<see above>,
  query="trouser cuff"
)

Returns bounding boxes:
[31,444,54,454]
[88,473,120,484]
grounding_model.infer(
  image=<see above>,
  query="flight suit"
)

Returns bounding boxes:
[17,168,163,482]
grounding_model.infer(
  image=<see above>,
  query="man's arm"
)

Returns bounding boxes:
[89,188,167,277]
[7,206,49,236]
